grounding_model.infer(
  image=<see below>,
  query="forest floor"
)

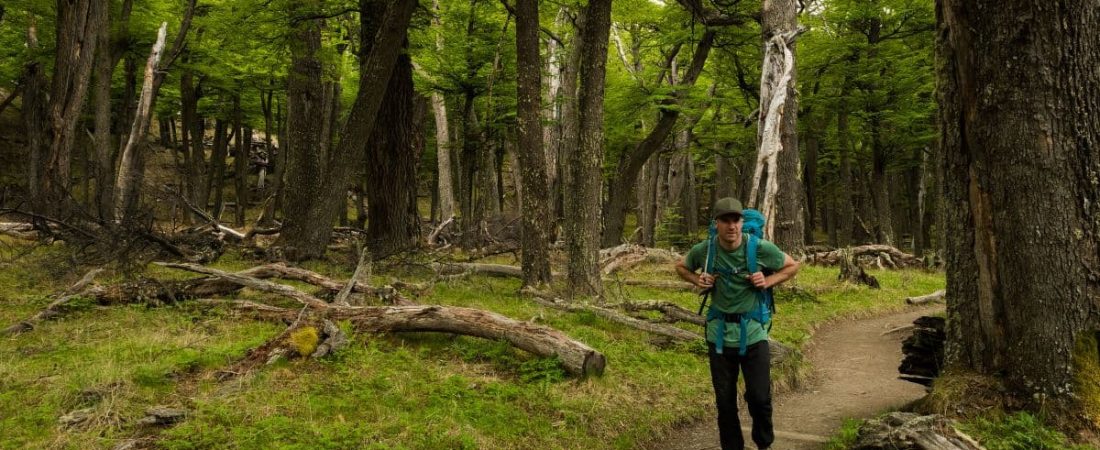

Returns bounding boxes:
[653,305,941,450]
[0,238,948,449]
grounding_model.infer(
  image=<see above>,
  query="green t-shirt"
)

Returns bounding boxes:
[685,234,787,348]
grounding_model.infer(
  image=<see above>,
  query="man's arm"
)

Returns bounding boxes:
[748,253,800,289]
[676,257,714,289]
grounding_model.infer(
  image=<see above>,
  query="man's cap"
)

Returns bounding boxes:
[712,197,743,219]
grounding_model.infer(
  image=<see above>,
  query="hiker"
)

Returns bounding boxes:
[675,197,801,450]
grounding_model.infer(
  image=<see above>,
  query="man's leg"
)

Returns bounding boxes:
[742,340,774,449]
[708,343,745,450]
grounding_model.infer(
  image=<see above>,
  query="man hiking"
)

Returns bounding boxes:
[675,197,801,450]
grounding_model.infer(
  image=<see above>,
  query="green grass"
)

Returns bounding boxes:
[958,412,1095,450]
[0,242,946,449]
[823,418,862,450]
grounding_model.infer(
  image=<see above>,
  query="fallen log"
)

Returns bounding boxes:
[853,412,985,450]
[809,245,921,268]
[906,290,945,305]
[206,299,606,378]
[0,222,38,240]
[598,244,682,276]
[616,279,696,291]
[3,268,104,335]
[154,262,329,308]
[522,288,701,342]
[433,262,524,279]
[610,300,705,326]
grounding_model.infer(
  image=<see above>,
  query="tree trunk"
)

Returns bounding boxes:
[637,153,659,246]
[277,14,326,258]
[937,0,1100,415]
[514,0,552,287]
[566,0,611,298]
[207,118,230,220]
[429,0,455,222]
[277,0,417,260]
[92,9,114,221]
[364,48,423,258]
[40,0,103,216]
[836,80,855,247]
[759,0,802,249]
[21,19,47,212]
[869,114,894,245]
[234,100,249,226]
[112,22,166,223]
[602,31,716,247]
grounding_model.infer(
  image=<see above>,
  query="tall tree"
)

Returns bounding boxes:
[276,0,417,259]
[40,0,104,216]
[514,0,552,287]
[937,0,1099,417]
[565,0,611,298]
[758,0,802,249]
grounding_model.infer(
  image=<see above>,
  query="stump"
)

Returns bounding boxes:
[899,316,946,386]
[839,249,880,288]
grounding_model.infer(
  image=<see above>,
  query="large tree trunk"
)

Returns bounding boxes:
[937,0,1100,416]
[429,0,455,222]
[514,0,552,287]
[566,0,611,298]
[277,15,326,258]
[759,0,803,249]
[277,0,417,260]
[601,31,715,247]
[183,73,206,215]
[41,0,103,216]
[364,49,422,258]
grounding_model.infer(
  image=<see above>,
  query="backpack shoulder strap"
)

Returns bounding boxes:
[746,233,759,274]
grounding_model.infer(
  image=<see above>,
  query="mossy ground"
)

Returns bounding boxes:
[0,239,945,449]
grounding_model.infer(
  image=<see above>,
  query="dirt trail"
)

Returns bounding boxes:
[654,305,942,450]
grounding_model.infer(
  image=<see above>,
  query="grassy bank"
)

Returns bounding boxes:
[0,242,944,449]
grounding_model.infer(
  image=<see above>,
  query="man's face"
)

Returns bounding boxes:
[716,214,743,245]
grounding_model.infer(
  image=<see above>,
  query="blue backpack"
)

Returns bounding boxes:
[699,208,776,355]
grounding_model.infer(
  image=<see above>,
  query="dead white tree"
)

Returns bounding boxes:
[112,22,167,223]
[747,30,799,239]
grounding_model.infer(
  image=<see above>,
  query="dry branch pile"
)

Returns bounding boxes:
[806,245,922,269]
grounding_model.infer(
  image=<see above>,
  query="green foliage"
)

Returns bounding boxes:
[824,418,863,450]
[958,412,1094,450]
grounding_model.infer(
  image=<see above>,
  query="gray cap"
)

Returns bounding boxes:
[712,197,743,219]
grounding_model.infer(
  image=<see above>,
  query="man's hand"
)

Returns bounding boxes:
[749,272,767,289]
[697,273,716,289]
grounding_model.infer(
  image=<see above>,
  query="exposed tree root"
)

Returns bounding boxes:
[906,290,945,305]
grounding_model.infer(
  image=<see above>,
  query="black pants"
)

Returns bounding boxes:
[708,340,773,450]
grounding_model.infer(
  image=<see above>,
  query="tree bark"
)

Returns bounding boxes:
[112,22,166,223]
[40,0,103,216]
[22,18,48,211]
[276,0,417,260]
[208,118,230,220]
[937,0,1100,414]
[514,0,553,287]
[364,49,423,258]
[429,0,455,222]
[835,79,855,246]
[91,7,114,221]
[566,0,611,298]
[757,0,802,249]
